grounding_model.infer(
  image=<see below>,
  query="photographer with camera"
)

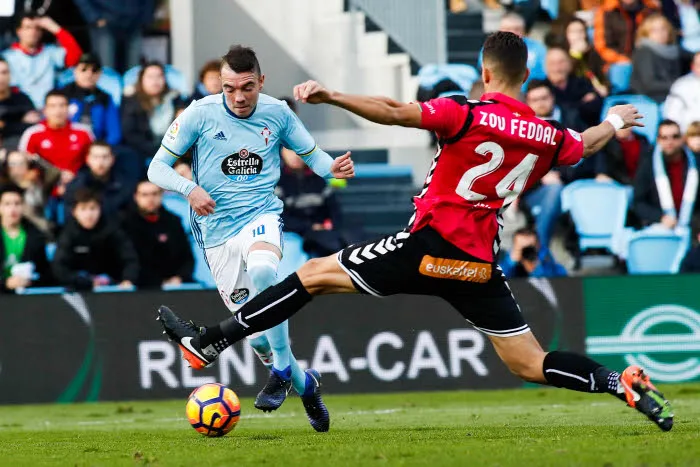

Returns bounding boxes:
[500,227,568,279]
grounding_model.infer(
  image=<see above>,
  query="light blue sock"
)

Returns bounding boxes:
[246,333,273,369]
[289,352,308,395]
[266,320,292,372]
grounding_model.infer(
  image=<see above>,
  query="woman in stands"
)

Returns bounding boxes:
[120,62,186,167]
[565,17,609,98]
[630,13,683,103]
[687,121,700,156]
[191,60,223,101]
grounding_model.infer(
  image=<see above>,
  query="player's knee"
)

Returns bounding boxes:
[297,256,345,295]
[247,250,279,291]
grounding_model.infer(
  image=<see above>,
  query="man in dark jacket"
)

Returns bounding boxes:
[0,57,39,149]
[597,127,651,185]
[72,0,155,72]
[52,188,138,290]
[63,53,121,146]
[122,180,194,288]
[64,141,134,217]
[632,120,700,233]
[0,183,51,292]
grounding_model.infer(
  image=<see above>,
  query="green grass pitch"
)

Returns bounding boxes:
[0,384,698,466]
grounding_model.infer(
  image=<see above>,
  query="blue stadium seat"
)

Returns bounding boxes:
[561,180,632,253]
[600,94,660,143]
[57,66,123,106]
[608,63,633,94]
[162,192,191,234]
[278,232,309,280]
[16,286,66,295]
[45,242,57,262]
[626,228,690,274]
[541,0,559,19]
[123,65,189,98]
[190,238,216,289]
[417,64,479,94]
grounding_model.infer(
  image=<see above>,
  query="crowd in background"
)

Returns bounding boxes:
[2,0,700,292]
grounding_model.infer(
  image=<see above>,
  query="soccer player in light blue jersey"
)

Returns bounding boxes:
[148,45,354,432]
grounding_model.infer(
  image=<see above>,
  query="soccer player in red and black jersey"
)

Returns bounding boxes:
[158,32,673,431]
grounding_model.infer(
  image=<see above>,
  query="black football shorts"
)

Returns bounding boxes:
[337,226,530,338]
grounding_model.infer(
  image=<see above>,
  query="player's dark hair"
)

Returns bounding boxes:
[44,88,68,105]
[73,188,101,206]
[525,79,552,96]
[221,45,261,75]
[482,31,528,86]
[0,183,24,201]
[279,96,297,113]
[199,59,221,82]
[16,12,38,30]
[658,119,681,135]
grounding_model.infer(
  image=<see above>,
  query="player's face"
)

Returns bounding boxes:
[658,124,684,156]
[0,61,10,90]
[525,87,554,117]
[0,192,23,226]
[44,96,69,127]
[134,182,163,214]
[74,64,101,89]
[17,18,41,48]
[86,146,114,178]
[73,201,101,230]
[221,64,264,118]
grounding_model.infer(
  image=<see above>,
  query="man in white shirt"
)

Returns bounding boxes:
[664,52,700,132]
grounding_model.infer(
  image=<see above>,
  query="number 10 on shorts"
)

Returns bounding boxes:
[252,225,266,237]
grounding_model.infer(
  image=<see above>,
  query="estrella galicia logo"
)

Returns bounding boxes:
[586,305,700,382]
[231,288,250,305]
[221,149,263,182]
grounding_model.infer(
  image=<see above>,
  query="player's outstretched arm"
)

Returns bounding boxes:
[581,104,643,158]
[294,80,422,128]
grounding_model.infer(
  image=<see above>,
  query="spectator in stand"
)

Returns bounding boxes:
[0,58,40,149]
[680,231,700,272]
[499,0,542,32]
[664,51,700,132]
[173,158,192,180]
[687,121,700,156]
[0,183,51,292]
[500,227,568,278]
[678,0,700,52]
[64,141,134,217]
[1,150,57,234]
[544,46,603,127]
[52,188,138,290]
[596,127,651,184]
[276,150,345,257]
[565,17,610,97]
[630,13,683,103]
[121,62,185,166]
[63,53,121,146]
[632,119,700,233]
[191,60,222,101]
[18,89,94,197]
[2,13,82,108]
[72,0,155,72]
[594,0,659,70]
[478,12,547,83]
[121,180,194,288]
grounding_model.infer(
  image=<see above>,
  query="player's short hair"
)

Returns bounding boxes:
[482,32,528,86]
[221,45,261,75]
[658,119,681,135]
[0,183,24,201]
[73,188,101,206]
[44,88,68,105]
[199,59,221,82]
[525,79,551,96]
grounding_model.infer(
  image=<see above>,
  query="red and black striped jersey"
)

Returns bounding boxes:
[410,92,584,262]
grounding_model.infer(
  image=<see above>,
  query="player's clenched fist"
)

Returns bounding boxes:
[188,186,216,216]
[330,152,355,179]
[294,80,332,104]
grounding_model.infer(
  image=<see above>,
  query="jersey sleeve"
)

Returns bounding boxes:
[418,98,466,139]
[161,103,199,157]
[555,127,585,166]
[281,104,316,155]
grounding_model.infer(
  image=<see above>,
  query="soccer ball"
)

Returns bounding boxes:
[186,383,241,437]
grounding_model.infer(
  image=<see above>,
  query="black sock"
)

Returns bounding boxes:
[201,273,313,350]
[543,351,623,400]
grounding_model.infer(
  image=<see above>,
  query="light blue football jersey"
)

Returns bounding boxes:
[161,93,317,249]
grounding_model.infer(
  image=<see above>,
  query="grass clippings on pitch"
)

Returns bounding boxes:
[0,384,698,466]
